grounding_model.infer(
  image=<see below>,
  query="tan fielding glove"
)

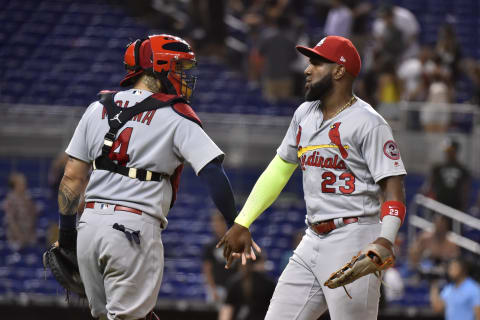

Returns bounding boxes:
[324,242,395,295]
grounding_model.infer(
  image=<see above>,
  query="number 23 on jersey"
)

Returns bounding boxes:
[321,171,355,194]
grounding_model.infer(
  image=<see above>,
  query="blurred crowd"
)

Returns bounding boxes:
[133,0,480,133]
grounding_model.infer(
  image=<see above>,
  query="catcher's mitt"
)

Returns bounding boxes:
[43,244,85,298]
[324,243,395,298]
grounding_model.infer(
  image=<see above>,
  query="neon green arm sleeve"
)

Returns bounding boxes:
[234,155,298,228]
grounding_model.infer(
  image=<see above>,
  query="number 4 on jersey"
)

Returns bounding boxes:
[108,127,133,166]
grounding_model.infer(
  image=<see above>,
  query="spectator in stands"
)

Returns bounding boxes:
[291,21,311,98]
[463,58,480,106]
[430,258,480,320]
[409,214,460,271]
[349,1,372,60]
[372,3,420,63]
[419,66,454,132]
[376,61,402,105]
[2,172,38,249]
[203,211,237,303]
[436,19,462,79]
[373,6,405,69]
[397,44,436,102]
[218,254,275,320]
[189,0,227,58]
[423,138,471,211]
[258,15,297,102]
[242,2,271,87]
[323,0,353,38]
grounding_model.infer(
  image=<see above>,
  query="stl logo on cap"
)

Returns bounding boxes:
[316,37,327,47]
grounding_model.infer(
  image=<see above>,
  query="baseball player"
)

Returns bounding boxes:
[55,34,242,320]
[217,36,407,319]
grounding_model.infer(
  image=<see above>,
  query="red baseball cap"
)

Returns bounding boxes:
[296,36,361,77]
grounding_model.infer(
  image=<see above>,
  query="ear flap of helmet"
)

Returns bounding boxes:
[120,39,153,87]
[137,39,153,70]
[124,40,139,71]
[124,39,152,71]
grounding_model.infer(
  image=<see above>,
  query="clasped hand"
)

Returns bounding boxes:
[216,223,261,268]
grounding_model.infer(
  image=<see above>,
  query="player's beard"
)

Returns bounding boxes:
[305,73,333,102]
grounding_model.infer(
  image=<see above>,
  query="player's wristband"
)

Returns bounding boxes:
[380,201,406,225]
[59,214,76,230]
[59,214,77,249]
[59,229,77,250]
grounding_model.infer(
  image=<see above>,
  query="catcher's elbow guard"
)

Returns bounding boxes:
[380,201,406,225]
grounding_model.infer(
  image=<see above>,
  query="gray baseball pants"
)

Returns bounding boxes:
[77,203,164,320]
[265,218,382,320]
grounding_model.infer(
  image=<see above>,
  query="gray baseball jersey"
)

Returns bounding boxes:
[66,89,224,226]
[277,97,406,223]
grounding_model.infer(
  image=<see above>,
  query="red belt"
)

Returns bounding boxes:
[85,202,142,215]
[309,217,358,235]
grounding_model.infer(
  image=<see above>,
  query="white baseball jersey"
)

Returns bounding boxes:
[66,89,224,226]
[277,97,406,223]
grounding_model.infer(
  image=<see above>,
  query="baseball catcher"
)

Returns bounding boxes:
[48,33,248,320]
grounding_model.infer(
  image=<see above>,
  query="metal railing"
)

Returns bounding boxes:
[408,194,480,255]
[1,101,480,174]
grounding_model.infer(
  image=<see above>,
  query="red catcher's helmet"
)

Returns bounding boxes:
[120,34,197,100]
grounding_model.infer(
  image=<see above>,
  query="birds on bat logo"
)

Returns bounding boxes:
[329,122,348,159]
[296,122,350,170]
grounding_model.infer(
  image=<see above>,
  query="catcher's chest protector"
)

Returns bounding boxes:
[95,91,197,207]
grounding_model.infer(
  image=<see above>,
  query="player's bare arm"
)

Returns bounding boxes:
[59,156,90,215]
[57,156,90,249]
[58,182,80,217]
[376,174,406,248]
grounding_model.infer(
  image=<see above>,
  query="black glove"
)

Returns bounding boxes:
[43,244,85,297]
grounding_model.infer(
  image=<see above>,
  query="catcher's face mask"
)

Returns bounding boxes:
[150,34,197,101]
[168,57,197,101]
[120,34,198,101]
